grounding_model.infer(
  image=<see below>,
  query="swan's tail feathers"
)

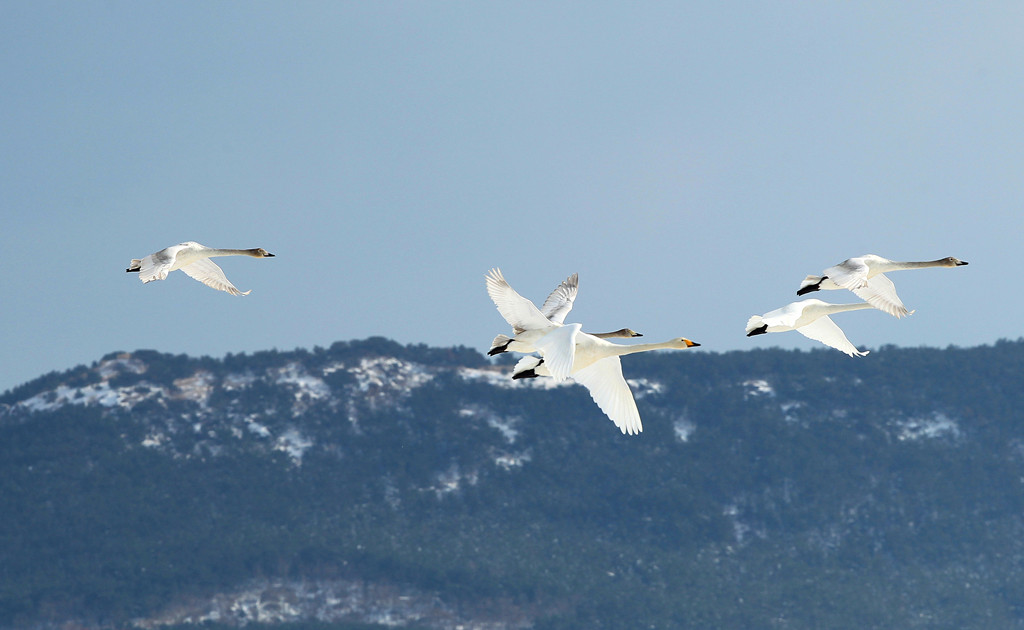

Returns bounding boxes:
[488,334,513,356]
[126,259,143,273]
[745,315,768,337]
[797,275,824,295]
[512,356,543,380]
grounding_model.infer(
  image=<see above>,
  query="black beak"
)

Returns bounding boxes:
[956,260,968,266]
[266,253,276,257]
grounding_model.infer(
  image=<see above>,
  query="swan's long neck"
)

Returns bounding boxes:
[204,248,263,258]
[883,258,954,272]
[823,302,874,315]
[592,329,637,339]
[611,339,685,356]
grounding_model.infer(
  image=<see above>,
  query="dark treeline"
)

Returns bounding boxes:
[3,339,1024,629]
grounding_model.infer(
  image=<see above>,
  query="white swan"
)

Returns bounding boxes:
[485,268,583,382]
[512,333,700,435]
[487,271,641,354]
[746,299,874,357]
[127,241,275,296]
[797,255,968,318]
[490,327,642,355]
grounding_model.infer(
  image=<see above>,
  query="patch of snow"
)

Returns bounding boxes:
[780,401,805,423]
[274,428,314,464]
[173,372,216,407]
[321,361,346,375]
[350,357,434,393]
[457,405,521,443]
[436,468,460,494]
[896,412,961,442]
[457,366,513,387]
[722,501,766,546]
[627,377,664,399]
[142,432,169,448]
[133,577,538,630]
[274,363,331,400]
[487,415,520,444]
[673,418,696,443]
[247,419,272,438]
[97,355,147,379]
[743,379,775,397]
[430,465,471,497]
[495,451,532,469]
[457,366,571,390]
[222,372,257,390]
[16,381,157,412]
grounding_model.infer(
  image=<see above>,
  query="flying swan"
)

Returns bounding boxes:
[512,333,700,435]
[485,268,640,382]
[486,269,641,356]
[746,298,874,357]
[127,241,275,296]
[797,255,968,318]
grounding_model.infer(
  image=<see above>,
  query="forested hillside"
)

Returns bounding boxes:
[3,338,1024,629]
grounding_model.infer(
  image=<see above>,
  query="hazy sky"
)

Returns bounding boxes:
[2,2,1021,392]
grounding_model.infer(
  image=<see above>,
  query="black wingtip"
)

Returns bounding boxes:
[746,325,768,337]
[797,276,826,296]
[488,338,513,356]
[512,369,538,380]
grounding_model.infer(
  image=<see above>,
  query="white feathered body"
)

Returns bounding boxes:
[746,298,873,357]
[515,333,699,435]
[798,254,966,318]
[128,241,274,296]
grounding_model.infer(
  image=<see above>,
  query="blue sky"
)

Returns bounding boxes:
[2,2,1020,392]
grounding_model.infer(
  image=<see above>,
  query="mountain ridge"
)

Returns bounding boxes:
[4,338,1024,629]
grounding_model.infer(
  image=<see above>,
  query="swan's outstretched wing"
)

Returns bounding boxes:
[850,274,912,318]
[135,246,181,283]
[538,273,578,324]
[571,357,642,435]
[824,258,870,291]
[533,323,581,383]
[179,259,250,296]
[795,315,868,357]
[485,268,553,334]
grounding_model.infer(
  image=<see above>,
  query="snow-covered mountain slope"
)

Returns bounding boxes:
[3,338,1024,630]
